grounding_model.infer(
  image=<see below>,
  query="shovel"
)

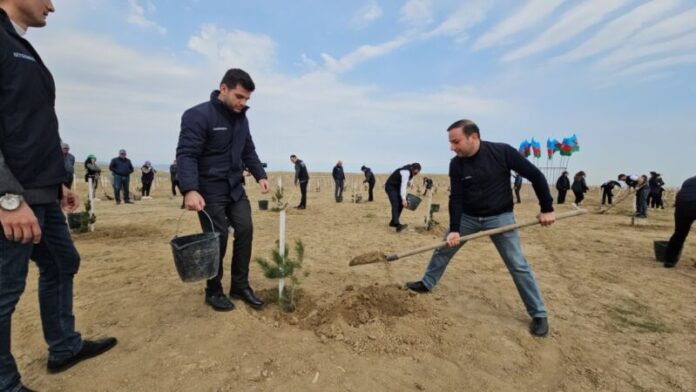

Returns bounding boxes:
[349,209,587,266]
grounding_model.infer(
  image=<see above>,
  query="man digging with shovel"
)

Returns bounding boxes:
[405,119,555,337]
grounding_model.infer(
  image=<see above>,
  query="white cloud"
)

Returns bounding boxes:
[126,0,167,35]
[423,2,488,40]
[502,0,630,62]
[615,54,696,78]
[399,0,434,27]
[351,1,384,29]
[628,7,696,46]
[320,35,411,73]
[474,0,566,50]
[596,31,696,70]
[554,0,682,62]
[188,24,277,74]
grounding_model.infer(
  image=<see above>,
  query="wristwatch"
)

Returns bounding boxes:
[0,194,23,211]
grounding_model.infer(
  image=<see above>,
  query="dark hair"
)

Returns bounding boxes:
[411,163,422,172]
[220,68,255,92]
[618,173,626,180]
[447,119,480,137]
[574,171,585,181]
[290,154,297,159]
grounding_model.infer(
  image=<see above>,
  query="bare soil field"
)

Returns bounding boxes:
[13,172,696,391]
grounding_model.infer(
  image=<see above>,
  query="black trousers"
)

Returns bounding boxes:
[334,179,344,201]
[557,189,567,204]
[198,197,253,294]
[385,186,403,226]
[665,200,696,266]
[299,181,308,207]
[602,189,613,205]
[171,179,180,196]
[573,190,584,204]
[367,180,375,201]
[514,187,521,203]
[141,180,153,196]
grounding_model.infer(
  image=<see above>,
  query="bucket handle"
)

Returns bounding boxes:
[174,209,216,237]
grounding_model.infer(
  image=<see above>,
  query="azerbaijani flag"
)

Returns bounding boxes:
[546,138,558,159]
[531,138,541,158]
[569,134,580,152]
[518,140,531,157]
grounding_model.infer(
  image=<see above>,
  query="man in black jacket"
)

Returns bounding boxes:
[406,119,555,337]
[108,149,134,204]
[332,160,345,202]
[361,165,376,201]
[664,176,696,268]
[0,2,117,390]
[556,171,570,204]
[290,155,309,209]
[177,68,269,312]
[385,163,421,232]
[600,180,622,205]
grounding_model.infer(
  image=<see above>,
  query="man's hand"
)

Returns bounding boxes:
[402,199,408,208]
[60,185,80,212]
[0,203,41,244]
[258,179,270,194]
[537,211,556,226]
[184,191,206,211]
[446,232,461,248]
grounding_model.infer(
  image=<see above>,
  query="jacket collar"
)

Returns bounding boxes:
[210,90,249,118]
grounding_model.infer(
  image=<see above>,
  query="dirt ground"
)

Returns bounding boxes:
[12,172,696,391]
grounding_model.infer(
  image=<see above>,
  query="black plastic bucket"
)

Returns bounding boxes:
[430,203,440,213]
[67,212,87,229]
[258,200,269,210]
[170,211,220,282]
[406,194,421,211]
[653,240,668,262]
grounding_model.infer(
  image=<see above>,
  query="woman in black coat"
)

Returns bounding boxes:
[571,171,589,206]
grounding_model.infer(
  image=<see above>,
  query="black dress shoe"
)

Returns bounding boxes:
[229,287,264,310]
[530,317,549,337]
[47,337,118,373]
[19,385,37,392]
[205,293,235,312]
[396,224,408,232]
[124,200,134,204]
[405,281,429,293]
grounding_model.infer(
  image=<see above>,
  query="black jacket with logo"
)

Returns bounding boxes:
[176,90,267,203]
[0,10,65,203]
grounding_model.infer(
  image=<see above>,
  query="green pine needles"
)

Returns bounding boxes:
[271,185,285,211]
[255,239,307,312]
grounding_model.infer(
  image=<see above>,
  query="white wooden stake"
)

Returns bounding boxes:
[278,177,286,299]
[87,178,95,232]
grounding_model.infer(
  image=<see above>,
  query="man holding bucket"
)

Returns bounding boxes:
[177,68,270,312]
[384,163,421,232]
[405,119,555,337]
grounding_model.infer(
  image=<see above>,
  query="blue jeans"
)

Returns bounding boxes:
[636,187,649,217]
[112,174,130,202]
[0,203,83,391]
[421,212,547,318]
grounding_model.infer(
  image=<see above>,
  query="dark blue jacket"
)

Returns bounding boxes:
[0,10,65,204]
[109,157,134,177]
[676,176,696,203]
[176,91,267,203]
[332,165,345,181]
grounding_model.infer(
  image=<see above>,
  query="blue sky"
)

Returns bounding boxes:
[27,0,696,185]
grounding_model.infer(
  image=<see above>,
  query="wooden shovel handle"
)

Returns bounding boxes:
[385,209,586,261]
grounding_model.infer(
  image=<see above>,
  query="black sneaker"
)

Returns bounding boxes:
[205,293,235,312]
[47,337,118,373]
[405,281,430,293]
[529,317,549,337]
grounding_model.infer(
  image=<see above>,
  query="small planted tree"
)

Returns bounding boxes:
[256,239,306,311]
[271,184,285,211]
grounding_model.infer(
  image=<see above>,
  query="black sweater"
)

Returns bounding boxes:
[449,141,553,232]
[676,176,696,203]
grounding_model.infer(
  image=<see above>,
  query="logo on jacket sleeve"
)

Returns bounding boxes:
[13,52,36,62]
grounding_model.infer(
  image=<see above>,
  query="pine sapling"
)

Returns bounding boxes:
[256,239,306,311]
